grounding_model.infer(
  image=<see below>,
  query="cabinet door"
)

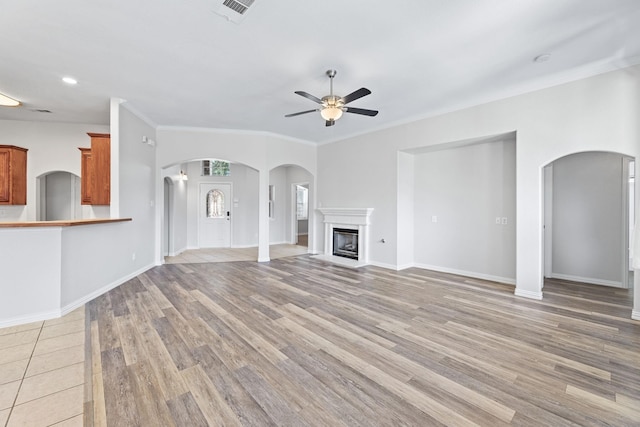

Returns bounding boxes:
[0,146,27,205]
[0,148,10,203]
[10,148,27,205]
[79,148,93,204]
[90,134,110,205]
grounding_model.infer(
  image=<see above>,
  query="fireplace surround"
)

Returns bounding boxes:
[316,208,373,267]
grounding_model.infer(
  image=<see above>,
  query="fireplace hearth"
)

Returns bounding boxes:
[333,228,359,259]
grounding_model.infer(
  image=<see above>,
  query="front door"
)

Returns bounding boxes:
[199,183,231,248]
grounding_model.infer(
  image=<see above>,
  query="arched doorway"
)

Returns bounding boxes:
[543,151,635,289]
[36,171,81,221]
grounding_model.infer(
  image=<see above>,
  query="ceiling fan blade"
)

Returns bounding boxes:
[285,109,318,117]
[341,87,371,104]
[325,120,335,127]
[344,107,379,117]
[295,91,323,104]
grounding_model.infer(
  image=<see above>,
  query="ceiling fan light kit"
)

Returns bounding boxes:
[286,69,378,127]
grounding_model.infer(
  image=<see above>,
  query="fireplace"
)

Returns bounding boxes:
[316,208,374,267]
[333,228,359,259]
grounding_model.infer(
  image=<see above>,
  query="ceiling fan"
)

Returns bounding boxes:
[285,70,378,127]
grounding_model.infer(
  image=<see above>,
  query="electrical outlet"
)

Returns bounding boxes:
[431,215,438,223]
[501,217,508,225]
[495,217,501,224]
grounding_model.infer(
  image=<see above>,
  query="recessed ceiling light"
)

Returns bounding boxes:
[533,53,551,63]
[0,92,20,107]
[62,76,78,85]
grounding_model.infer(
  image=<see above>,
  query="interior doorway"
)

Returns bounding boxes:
[292,183,309,247]
[36,171,81,221]
[543,152,634,289]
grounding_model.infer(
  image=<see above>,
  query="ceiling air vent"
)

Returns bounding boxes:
[213,0,255,23]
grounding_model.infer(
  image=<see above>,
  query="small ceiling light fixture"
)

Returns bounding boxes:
[62,76,78,85]
[320,101,344,122]
[180,170,188,181]
[533,53,551,63]
[0,92,20,107]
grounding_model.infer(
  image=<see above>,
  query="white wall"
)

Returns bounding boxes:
[0,228,62,325]
[412,139,516,283]
[117,105,157,270]
[551,152,626,286]
[0,120,109,221]
[317,64,640,301]
[397,152,415,269]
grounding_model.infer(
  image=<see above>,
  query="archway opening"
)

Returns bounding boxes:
[269,164,314,254]
[36,171,81,221]
[542,151,635,291]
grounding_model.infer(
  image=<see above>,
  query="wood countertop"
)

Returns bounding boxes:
[0,218,132,228]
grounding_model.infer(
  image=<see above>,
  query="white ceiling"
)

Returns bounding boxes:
[1,0,639,144]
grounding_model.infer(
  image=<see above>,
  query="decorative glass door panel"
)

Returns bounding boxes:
[199,183,231,247]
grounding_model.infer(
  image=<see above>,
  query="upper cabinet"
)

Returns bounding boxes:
[0,145,28,205]
[79,133,110,205]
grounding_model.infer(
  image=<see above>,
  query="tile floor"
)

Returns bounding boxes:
[0,307,85,427]
[164,243,309,264]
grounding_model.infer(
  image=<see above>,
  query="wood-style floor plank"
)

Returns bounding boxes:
[86,257,640,426]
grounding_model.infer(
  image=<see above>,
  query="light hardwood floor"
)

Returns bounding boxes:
[82,255,640,426]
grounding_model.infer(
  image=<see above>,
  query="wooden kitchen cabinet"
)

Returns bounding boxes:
[0,145,28,205]
[79,133,110,205]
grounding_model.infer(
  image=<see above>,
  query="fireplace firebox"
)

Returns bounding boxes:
[333,228,359,260]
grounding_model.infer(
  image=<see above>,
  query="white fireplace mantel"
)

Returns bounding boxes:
[314,208,374,268]
[318,208,374,225]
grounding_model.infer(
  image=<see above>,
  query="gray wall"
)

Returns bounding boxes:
[551,151,625,286]
[44,172,79,220]
[413,139,516,283]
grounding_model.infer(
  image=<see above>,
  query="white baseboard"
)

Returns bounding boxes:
[0,309,62,329]
[168,246,188,257]
[396,263,415,271]
[413,263,516,285]
[368,261,399,270]
[514,288,544,300]
[258,257,271,263]
[550,273,623,288]
[632,310,640,321]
